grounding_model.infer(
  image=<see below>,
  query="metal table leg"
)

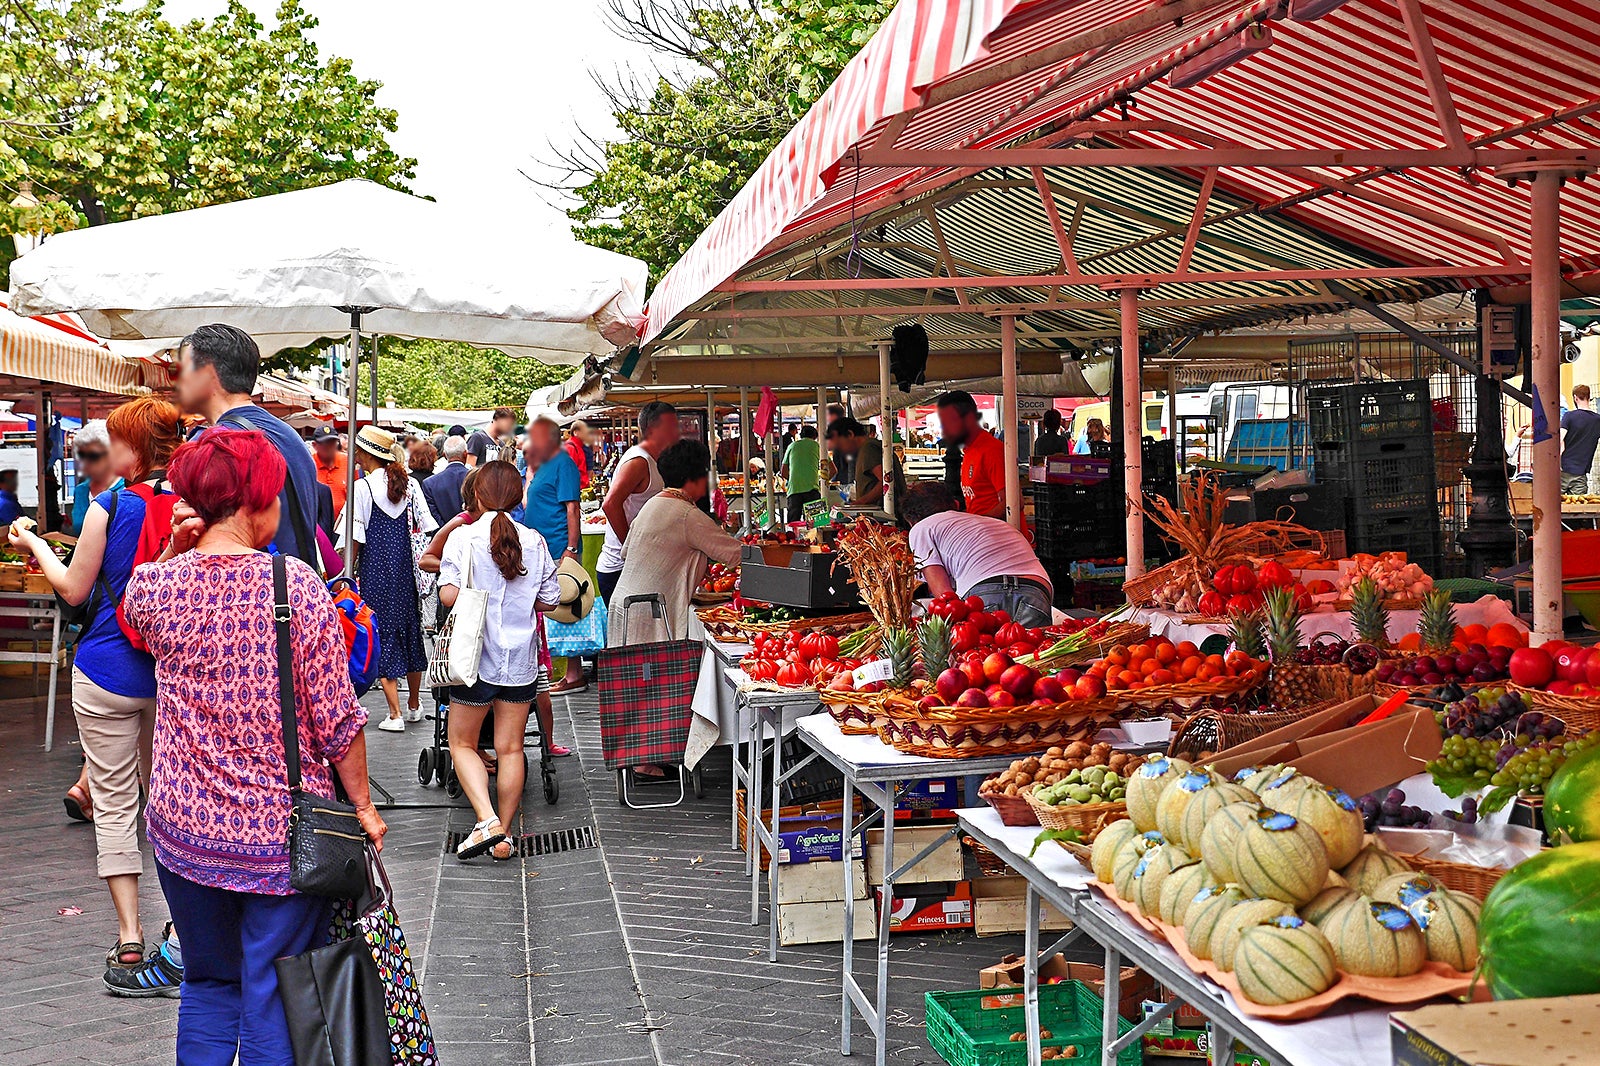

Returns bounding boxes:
[1101,943,1121,1066]
[748,701,766,924]
[1025,886,1042,1066]
[840,773,858,1057]
[43,607,60,752]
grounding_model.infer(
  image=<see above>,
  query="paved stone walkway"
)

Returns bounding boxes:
[0,676,1095,1066]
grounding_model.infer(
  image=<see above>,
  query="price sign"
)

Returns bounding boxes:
[803,498,830,528]
[851,659,895,687]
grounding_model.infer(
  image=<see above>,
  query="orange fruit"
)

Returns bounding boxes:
[1155,642,1179,666]
[1175,640,1199,660]
[1486,622,1525,649]
[1204,653,1226,671]
[1128,645,1150,666]
[1139,658,1160,677]
[1148,668,1176,685]
[1196,664,1219,682]
[1117,669,1141,689]
[1105,671,1127,690]
[1105,645,1130,667]
[1179,655,1203,680]
[1397,633,1422,652]
[1225,650,1251,672]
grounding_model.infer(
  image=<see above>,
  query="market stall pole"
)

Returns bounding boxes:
[878,341,895,520]
[739,386,751,532]
[342,311,368,572]
[1120,290,1144,580]
[1000,315,1022,529]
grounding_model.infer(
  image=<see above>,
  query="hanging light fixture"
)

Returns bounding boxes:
[1286,0,1353,22]
[1168,22,1274,90]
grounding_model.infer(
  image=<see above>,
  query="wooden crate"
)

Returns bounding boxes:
[969,876,1075,937]
[775,859,866,906]
[865,824,963,885]
[778,900,874,946]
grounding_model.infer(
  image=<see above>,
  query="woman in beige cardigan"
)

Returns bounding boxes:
[608,438,742,651]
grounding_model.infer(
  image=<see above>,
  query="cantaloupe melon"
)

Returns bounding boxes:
[1179,780,1256,853]
[1372,872,1445,906]
[1131,843,1198,916]
[1300,885,1359,926]
[1378,879,1480,972]
[1238,764,1290,795]
[1091,817,1139,884]
[1184,884,1247,961]
[1231,810,1329,906]
[1215,898,1296,972]
[1155,771,1218,845]
[1113,830,1166,899]
[1324,869,1348,889]
[1233,916,1339,1005]
[1269,787,1364,869]
[1127,757,1192,832]
[1199,801,1261,884]
[1319,897,1426,977]
[1158,860,1217,927]
[1340,842,1412,894]
[1256,767,1320,808]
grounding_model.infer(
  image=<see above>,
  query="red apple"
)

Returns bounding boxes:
[1033,676,1068,702]
[983,652,1014,684]
[917,694,941,712]
[1072,676,1106,700]
[961,657,988,689]
[1555,646,1589,684]
[935,667,968,704]
[987,690,1017,708]
[985,682,1008,702]
[1055,668,1082,686]
[955,688,989,708]
[1000,664,1040,699]
[1584,648,1600,689]
[1549,679,1576,696]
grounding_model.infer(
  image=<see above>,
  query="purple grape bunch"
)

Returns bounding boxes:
[1437,690,1530,740]
[1442,796,1479,825]
[1357,787,1431,831]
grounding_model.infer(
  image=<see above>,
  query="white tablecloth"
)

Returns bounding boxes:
[685,618,750,767]
[1131,596,1525,649]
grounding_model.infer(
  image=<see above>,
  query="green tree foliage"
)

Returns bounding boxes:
[361,338,571,412]
[0,0,415,284]
[553,0,893,281]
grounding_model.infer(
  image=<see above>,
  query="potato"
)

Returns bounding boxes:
[1065,742,1089,758]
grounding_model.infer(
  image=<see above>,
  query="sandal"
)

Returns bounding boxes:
[455,818,505,861]
[107,938,146,969]
[65,784,93,823]
[490,837,516,861]
[549,744,574,758]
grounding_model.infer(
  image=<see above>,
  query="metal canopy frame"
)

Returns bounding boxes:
[641,0,1598,638]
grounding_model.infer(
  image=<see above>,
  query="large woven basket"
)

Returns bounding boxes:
[1110,671,1268,710]
[1507,685,1600,733]
[1396,850,1508,901]
[875,704,1105,759]
[977,784,1039,827]
[1167,704,1330,761]
[734,610,876,641]
[1021,787,1128,843]
[963,835,1014,878]
[817,688,912,736]
[695,605,746,642]
[1036,621,1152,667]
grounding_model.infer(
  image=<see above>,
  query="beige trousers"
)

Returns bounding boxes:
[72,666,156,879]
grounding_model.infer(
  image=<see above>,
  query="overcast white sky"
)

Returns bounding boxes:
[160,0,663,231]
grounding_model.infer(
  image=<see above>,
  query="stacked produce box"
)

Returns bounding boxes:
[1306,379,1440,571]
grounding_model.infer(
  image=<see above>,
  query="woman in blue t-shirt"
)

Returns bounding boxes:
[9,397,185,998]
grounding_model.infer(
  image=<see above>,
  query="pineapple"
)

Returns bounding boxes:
[1229,610,1267,662]
[1349,577,1389,647]
[918,616,953,678]
[883,627,916,691]
[1262,586,1304,666]
[1418,589,1457,652]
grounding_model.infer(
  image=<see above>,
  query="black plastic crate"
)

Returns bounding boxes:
[1344,506,1441,570]
[1315,439,1437,513]
[1306,378,1432,444]
[777,735,846,806]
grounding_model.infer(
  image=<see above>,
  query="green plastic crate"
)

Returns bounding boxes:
[1430,577,1512,604]
[925,980,1142,1066]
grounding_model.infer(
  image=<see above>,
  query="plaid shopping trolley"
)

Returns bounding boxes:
[594,594,706,809]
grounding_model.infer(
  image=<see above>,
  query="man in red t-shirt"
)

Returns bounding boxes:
[937,390,1007,519]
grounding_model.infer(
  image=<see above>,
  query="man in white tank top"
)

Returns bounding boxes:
[597,402,680,604]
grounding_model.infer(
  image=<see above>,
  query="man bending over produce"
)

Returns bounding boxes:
[902,481,1053,627]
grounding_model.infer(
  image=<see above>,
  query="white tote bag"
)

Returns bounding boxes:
[427,543,487,688]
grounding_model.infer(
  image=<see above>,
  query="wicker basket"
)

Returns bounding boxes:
[1021,787,1128,843]
[875,704,1105,759]
[1507,685,1600,733]
[1396,850,1508,901]
[734,611,876,641]
[963,835,1013,878]
[1034,621,1152,667]
[1168,704,1330,761]
[1434,430,1474,490]
[977,783,1040,827]
[818,688,897,736]
[695,605,746,642]
[1111,671,1267,709]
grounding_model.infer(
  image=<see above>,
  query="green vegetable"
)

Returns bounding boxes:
[1029,827,1083,858]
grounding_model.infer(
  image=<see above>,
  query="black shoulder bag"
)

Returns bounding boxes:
[276,554,368,899]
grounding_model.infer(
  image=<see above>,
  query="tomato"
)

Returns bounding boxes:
[797,633,823,660]
[964,595,986,614]
[775,661,810,687]
[814,634,840,660]
[744,659,777,681]
[995,622,1026,647]
[1257,560,1293,590]
[952,622,980,654]
[1197,590,1226,617]
[1225,593,1258,615]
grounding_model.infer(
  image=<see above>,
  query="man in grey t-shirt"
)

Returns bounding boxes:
[467,407,516,467]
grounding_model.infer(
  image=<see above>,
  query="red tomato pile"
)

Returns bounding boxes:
[740,631,865,690]
[1196,561,1310,617]
[926,591,1048,659]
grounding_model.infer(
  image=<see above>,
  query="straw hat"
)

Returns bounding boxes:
[548,556,596,625]
[354,425,405,465]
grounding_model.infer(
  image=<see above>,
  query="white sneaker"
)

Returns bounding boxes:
[377,717,406,733]
[404,706,425,723]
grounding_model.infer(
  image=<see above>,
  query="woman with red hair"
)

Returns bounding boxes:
[121,428,384,1066]
[10,395,185,995]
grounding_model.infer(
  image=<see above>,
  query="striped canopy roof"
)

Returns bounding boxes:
[0,298,155,397]
[640,0,1600,378]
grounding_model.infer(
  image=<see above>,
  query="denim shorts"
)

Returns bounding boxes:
[451,666,547,707]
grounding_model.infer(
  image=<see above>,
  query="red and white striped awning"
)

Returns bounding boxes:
[642,0,1600,349]
[0,298,156,397]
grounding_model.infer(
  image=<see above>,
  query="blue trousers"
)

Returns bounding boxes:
[156,862,329,1066]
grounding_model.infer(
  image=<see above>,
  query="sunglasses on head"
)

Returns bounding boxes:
[77,450,108,462]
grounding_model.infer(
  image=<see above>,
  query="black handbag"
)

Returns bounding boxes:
[274,554,368,899]
[274,852,390,1066]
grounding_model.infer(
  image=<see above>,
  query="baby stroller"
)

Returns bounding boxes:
[417,684,559,805]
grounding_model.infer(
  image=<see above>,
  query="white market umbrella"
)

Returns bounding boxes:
[9,179,649,566]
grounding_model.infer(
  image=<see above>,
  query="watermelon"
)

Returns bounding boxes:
[1480,841,1600,999]
[1544,746,1600,844]
[1233,916,1338,1005]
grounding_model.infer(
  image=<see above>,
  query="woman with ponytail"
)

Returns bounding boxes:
[339,426,437,732]
[438,460,560,860]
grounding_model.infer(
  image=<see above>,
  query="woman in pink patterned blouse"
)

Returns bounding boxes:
[123,429,385,1066]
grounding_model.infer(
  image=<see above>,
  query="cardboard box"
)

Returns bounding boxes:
[1391,995,1600,1066]
[866,824,964,885]
[774,858,867,906]
[896,777,958,810]
[876,881,973,933]
[1036,455,1112,484]
[979,955,1154,1020]
[736,790,866,870]
[1205,693,1397,774]
[968,877,1075,937]
[777,899,874,946]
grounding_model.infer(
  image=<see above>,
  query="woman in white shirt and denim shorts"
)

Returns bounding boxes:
[438,461,561,861]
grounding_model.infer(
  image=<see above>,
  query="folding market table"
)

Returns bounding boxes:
[957,806,1396,1066]
[0,590,64,750]
[793,714,1022,1066]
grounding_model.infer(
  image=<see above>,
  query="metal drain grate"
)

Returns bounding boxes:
[443,825,598,855]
